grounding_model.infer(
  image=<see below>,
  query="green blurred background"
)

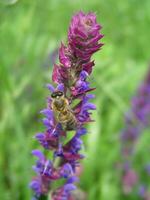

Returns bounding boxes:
[0,0,150,199]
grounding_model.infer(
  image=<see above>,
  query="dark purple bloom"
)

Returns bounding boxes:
[30,11,103,199]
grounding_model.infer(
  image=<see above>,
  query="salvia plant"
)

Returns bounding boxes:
[120,69,150,200]
[30,11,103,200]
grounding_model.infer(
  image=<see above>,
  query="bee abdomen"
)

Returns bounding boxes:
[65,112,77,131]
[58,111,77,131]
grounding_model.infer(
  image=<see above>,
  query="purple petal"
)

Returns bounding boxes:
[46,84,55,92]
[35,133,45,140]
[32,150,45,161]
[80,70,88,80]
[40,109,53,119]
[57,83,65,92]
[83,103,96,111]
[61,163,73,178]
[42,118,51,128]
[64,183,76,192]
[76,128,87,136]
[67,176,79,183]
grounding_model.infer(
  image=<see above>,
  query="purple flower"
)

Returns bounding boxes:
[35,131,59,150]
[30,11,103,200]
[139,185,146,198]
[30,176,50,197]
[120,69,150,199]
[51,176,77,200]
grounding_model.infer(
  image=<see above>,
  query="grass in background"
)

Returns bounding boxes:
[0,0,150,199]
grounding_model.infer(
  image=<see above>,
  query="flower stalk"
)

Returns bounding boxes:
[30,11,103,200]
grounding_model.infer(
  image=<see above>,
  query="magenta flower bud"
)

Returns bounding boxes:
[68,12,103,65]
[59,43,71,68]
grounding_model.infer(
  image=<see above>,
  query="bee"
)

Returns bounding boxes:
[51,91,77,131]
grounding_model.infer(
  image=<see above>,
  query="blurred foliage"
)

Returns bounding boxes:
[0,0,150,200]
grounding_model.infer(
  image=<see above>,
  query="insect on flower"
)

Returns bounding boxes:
[51,90,77,131]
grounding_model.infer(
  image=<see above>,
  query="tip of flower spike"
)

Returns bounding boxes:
[68,11,104,70]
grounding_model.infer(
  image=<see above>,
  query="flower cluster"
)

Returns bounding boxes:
[120,69,150,199]
[30,12,103,200]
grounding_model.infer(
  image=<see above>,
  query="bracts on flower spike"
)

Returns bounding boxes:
[30,11,103,200]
